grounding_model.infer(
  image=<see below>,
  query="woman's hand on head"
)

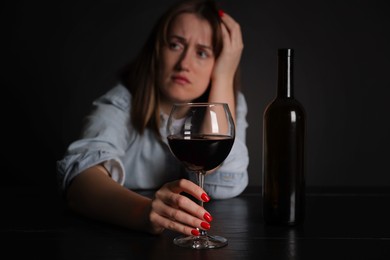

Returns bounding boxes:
[212,12,244,84]
[147,179,213,236]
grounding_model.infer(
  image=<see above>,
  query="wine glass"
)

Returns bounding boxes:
[166,102,235,249]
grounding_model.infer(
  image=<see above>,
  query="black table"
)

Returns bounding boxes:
[2,186,390,259]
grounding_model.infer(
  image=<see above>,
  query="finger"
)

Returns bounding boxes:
[154,187,212,221]
[150,200,212,236]
[149,210,196,236]
[164,179,210,203]
[220,12,243,46]
[220,12,240,32]
[220,17,232,43]
[155,198,208,227]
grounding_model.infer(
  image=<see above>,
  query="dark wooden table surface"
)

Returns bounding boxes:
[1,186,390,259]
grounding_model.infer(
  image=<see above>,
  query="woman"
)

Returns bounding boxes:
[57,0,249,237]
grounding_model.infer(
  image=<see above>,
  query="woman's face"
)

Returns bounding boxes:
[158,13,215,110]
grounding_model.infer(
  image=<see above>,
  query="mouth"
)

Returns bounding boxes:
[172,75,190,85]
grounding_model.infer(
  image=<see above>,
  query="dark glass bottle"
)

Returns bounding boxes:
[262,48,306,225]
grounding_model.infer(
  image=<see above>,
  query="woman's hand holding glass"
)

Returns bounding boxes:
[147,179,212,236]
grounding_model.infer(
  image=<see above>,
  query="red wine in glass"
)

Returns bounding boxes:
[167,134,234,172]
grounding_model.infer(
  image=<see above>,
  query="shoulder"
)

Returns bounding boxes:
[94,84,132,111]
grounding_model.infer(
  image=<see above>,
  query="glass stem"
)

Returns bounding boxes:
[197,170,205,207]
[197,170,208,237]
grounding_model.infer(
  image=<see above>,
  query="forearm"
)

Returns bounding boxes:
[208,78,236,122]
[207,12,243,122]
[66,165,154,233]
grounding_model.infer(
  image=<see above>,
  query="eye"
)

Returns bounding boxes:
[197,48,212,59]
[169,41,182,51]
[197,50,209,59]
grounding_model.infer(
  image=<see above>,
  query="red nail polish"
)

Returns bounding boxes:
[218,9,224,17]
[203,212,213,222]
[191,229,200,236]
[201,193,210,202]
[201,222,211,230]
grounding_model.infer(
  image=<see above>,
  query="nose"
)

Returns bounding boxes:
[176,48,191,71]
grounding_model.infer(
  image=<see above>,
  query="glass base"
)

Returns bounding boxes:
[173,234,228,249]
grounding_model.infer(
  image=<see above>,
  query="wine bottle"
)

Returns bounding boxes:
[262,48,306,225]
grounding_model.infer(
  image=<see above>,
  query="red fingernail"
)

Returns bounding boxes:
[191,229,200,236]
[203,212,213,222]
[201,222,211,230]
[218,9,224,17]
[201,193,210,202]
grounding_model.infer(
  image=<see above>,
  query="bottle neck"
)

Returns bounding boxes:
[277,48,294,98]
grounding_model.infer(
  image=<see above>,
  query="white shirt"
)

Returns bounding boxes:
[57,84,249,199]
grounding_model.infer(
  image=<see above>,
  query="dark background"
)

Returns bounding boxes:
[2,0,389,191]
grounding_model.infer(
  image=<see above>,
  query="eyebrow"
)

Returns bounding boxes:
[169,35,213,51]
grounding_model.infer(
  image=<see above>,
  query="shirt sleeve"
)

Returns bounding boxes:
[192,91,249,199]
[56,85,131,192]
